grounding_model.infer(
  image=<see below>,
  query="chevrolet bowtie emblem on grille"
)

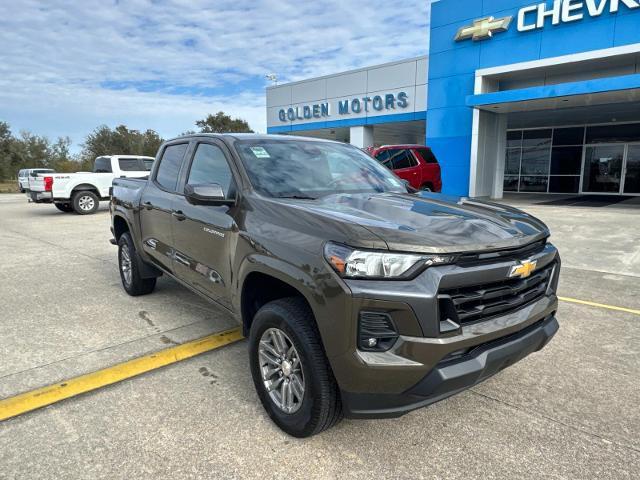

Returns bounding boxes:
[509,260,537,279]
[455,16,513,42]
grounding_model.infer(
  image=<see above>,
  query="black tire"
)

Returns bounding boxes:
[421,183,433,192]
[118,232,156,296]
[249,297,342,437]
[54,203,74,213]
[72,190,99,215]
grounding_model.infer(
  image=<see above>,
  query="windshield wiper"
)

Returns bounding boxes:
[276,194,317,200]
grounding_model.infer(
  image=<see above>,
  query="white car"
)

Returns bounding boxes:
[27,155,154,214]
[18,168,55,193]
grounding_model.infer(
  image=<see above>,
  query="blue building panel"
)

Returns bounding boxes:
[539,16,617,57]
[478,33,543,68]
[615,13,640,46]
[427,74,476,109]
[430,0,483,28]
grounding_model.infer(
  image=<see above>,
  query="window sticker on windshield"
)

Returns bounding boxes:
[250,146,271,158]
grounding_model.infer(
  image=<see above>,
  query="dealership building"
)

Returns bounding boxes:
[267,0,640,198]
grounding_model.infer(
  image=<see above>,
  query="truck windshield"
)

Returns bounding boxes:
[235,139,406,199]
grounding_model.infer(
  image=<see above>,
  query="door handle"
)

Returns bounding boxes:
[172,210,186,221]
[143,201,153,210]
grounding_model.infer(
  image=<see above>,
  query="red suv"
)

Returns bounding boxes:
[367,145,442,192]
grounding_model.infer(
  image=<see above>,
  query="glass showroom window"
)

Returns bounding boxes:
[505,127,584,194]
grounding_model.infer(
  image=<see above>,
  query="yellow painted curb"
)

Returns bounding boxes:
[559,297,640,316]
[0,327,244,422]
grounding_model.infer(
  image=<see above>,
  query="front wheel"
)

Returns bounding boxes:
[118,232,156,296]
[249,297,342,437]
[72,191,99,215]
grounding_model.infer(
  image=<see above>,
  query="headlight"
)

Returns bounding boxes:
[324,242,455,279]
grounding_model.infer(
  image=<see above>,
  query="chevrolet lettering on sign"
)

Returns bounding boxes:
[455,0,640,41]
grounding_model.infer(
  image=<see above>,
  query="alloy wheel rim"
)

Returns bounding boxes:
[79,195,95,211]
[258,328,305,414]
[120,244,132,286]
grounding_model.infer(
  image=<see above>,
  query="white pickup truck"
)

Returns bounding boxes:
[27,155,154,214]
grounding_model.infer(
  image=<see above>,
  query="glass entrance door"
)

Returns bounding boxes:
[582,145,625,193]
[623,145,640,194]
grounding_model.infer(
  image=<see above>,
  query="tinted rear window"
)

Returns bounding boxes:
[155,144,188,192]
[118,158,144,171]
[416,148,438,164]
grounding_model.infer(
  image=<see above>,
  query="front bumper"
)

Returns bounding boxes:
[342,314,558,418]
[319,243,561,418]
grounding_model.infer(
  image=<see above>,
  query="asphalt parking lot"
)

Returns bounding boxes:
[1,193,639,479]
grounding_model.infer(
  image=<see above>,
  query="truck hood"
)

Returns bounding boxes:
[284,192,549,254]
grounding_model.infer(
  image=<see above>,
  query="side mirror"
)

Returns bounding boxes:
[185,183,235,206]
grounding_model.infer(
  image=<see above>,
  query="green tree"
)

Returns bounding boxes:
[0,122,13,180]
[195,112,254,133]
[80,125,164,168]
[49,136,78,173]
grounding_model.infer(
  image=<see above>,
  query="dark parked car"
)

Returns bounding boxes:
[367,144,442,192]
[110,134,560,437]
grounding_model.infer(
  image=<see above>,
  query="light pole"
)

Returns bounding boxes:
[265,73,278,86]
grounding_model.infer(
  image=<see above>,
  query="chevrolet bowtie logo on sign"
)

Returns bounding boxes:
[509,260,538,279]
[455,16,513,41]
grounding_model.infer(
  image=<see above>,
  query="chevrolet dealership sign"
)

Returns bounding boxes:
[455,0,639,41]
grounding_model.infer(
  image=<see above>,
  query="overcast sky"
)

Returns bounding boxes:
[0,0,431,151]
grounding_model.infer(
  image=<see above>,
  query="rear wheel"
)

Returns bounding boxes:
[72,191,99,215]
[420,183,433,192]
[118,232,156,296]
[54,203,74,213]
[249,297,342,437]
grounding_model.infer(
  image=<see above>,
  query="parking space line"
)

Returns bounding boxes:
[559,297,640,316]
[0,328,244,422]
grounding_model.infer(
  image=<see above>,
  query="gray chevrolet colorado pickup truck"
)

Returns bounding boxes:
[110,133,560,437]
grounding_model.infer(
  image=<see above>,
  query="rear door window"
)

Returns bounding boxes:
[143,158,154,171]
[94,157,112,173]
[155,144,188,192]
[387,149,416,170]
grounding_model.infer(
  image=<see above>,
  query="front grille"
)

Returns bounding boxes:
[456,240,547,267]
[438,262,555,326]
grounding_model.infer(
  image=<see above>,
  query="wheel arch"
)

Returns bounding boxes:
[238,261,319,337]
[112,214,130,241]
[71,183,101,196]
